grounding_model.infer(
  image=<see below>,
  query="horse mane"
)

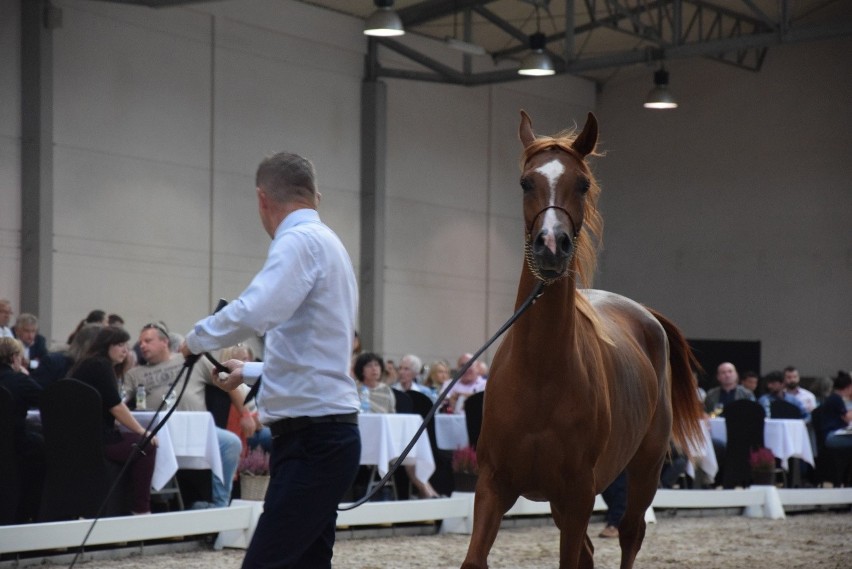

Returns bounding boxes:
[519,129,604,289]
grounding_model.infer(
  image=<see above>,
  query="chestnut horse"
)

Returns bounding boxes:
[460,111,704,569]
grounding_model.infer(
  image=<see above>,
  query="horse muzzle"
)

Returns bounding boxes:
[531,227,574,277]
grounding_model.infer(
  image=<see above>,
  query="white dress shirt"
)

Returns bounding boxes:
[185,208,359,423]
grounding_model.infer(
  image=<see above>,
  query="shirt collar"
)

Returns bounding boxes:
[276,208,320,238]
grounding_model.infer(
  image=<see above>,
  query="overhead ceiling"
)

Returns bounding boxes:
[292,0,852,85]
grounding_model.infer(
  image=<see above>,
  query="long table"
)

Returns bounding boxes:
[435,413,469,450]
[357,413,435,484]
[709,417,814,469]
[134,411,223,490]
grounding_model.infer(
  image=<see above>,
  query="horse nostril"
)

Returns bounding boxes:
[557,231,572,255]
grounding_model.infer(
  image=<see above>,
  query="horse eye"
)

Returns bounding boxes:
[577,177,591,194]
[520,178,534,193]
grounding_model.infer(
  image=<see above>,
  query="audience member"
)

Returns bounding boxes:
[423,360,451,398]
[0,337,44,521]
[784,365,817,413]
[383,358,398,385]
[703,362,755,415]
[66,309,107,345]
[441,353,487,413]
[125,322,242,509]
[758,371,809,421]
[475,360,489,381]
[0,299,14,338]
[108,313,125,328]
[353,352,395,413]
[13,313,49,376]
[218,344,271,453]
[38,323,104,387]
[70,327,158,515]
[820,371,852,450]
[393,354,433,400]
[740,370,759,395]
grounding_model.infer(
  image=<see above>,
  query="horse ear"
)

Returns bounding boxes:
[519,109,536,148]
[571,112,598,158]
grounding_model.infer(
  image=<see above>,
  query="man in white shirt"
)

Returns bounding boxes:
[784,365,817,413]
[181,152,360,569]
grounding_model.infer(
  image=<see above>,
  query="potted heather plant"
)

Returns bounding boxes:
[239,447,271,500]
[452,446,479,492]
[749,447,776,486]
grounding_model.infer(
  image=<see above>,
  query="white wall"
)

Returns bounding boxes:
[595,38,852,378]
[5,0,849,380]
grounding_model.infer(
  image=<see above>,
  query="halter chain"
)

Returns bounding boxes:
[524,205,580,286]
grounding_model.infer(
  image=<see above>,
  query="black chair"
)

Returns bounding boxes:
[722,399,765,488]
[0,386,20,525]
[811,405,852,487]
[407,390,454,496]
[205,383,233,429]
[464,391,485,449]
[770,399,804,419]
[38,378,131,521]
[392,388,414,414]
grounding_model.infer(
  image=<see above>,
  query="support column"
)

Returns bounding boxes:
[20,0,56,338]
[359,77,388,353]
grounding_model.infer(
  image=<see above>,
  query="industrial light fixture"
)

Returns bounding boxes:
[363,0,405,37]
[643,66,678,109]
[518,6,555,77]
[518,32,555,76]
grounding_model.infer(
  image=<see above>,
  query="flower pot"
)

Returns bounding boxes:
[453,472,478,493]
[240,473,270,501]
[751,470,774,486]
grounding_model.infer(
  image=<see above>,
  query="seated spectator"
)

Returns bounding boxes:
[70,327,158,515]
[821,371,852,450]
[125,322,242,509]
[740,370,759,396]
[703,362,754,415]
[13,313,49,377]
[441,353,487,413]
[784,365,817,413]
[107,313,125,328]
[67,309,107,345]
[353,352,395,413]
[393,354,433,400]
[38,323,103,387]
[0,337,45,521]
[423,360,451,399]
[352,351,439,498]
[383,358,398,386]
[218,344,270,454]
[758,371,809,421]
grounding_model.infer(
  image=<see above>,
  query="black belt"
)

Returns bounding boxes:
[269,412,358,437]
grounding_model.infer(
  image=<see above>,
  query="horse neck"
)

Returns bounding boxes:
[514,267,579,351]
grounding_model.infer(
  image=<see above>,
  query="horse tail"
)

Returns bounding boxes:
[649,308,705,459]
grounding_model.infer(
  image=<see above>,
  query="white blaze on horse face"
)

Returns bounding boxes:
[535,159,565,254]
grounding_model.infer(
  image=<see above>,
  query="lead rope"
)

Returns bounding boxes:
[339,279,546,510]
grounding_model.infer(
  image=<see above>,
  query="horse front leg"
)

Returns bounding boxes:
[460,468,518,569]
[551,489,596,569]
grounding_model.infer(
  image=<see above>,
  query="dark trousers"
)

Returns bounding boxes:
[104,431,157,514]
[242,422,361,569]
[601,471,628,527]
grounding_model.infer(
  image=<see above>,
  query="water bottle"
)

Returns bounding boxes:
[762,398,771,418]
[163,389,177,409]
[359,385,371,413]
[118,381,127,403]
[136,385,147,410]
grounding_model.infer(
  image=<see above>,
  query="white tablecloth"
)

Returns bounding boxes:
[435,413,469,450]
[685,421,718,480]
[358,413,435,484]
[709,417,814,469]
[134,411,223,489]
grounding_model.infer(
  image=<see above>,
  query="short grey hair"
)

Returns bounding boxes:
[255,152,317,204]
[14,313,38,328]
[401,354,423,376]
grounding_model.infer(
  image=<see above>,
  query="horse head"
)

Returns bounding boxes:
[518,110,599,284]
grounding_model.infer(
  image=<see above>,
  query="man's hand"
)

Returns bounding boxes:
[216,359,246,392]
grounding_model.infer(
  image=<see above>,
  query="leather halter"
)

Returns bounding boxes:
[524,205,581,286]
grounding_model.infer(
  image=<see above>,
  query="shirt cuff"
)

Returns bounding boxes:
[243,361,263,385]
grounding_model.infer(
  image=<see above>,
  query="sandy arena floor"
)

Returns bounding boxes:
[75,510,850,569]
